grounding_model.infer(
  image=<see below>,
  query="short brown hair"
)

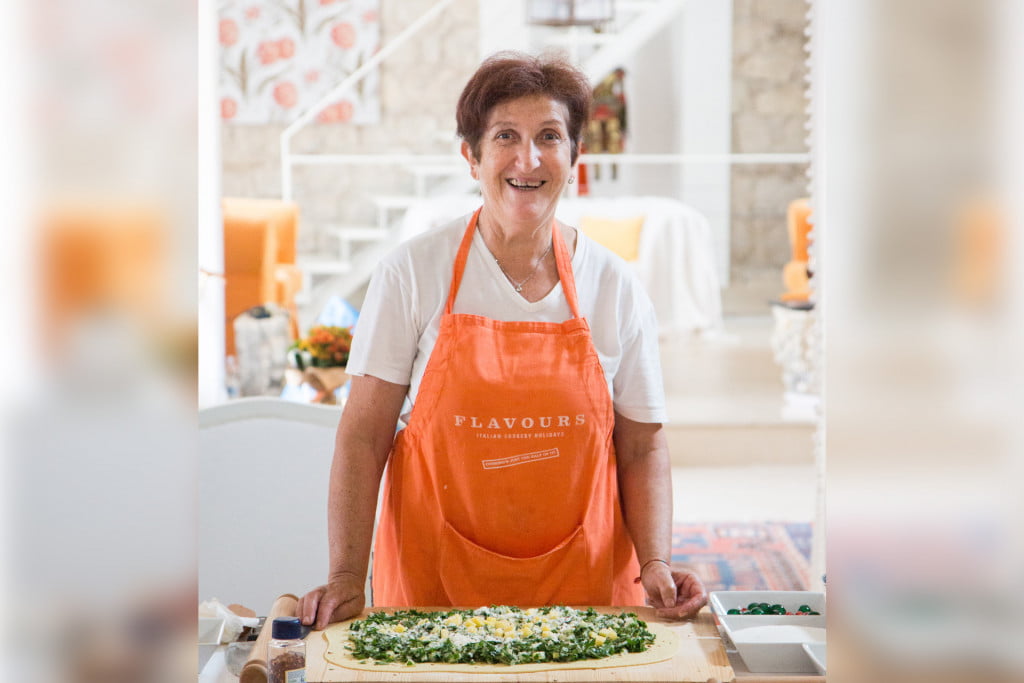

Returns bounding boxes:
[456,51,592,165]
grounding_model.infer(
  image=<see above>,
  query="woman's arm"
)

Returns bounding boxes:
[614,413,707,618]
[299,374,408,630]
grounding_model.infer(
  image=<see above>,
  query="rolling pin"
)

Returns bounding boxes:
[240,593,299,683]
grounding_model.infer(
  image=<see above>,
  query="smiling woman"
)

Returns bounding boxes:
[298,51,708,631]
[454,54,591,298]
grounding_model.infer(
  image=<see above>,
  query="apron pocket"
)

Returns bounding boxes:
[438,521,593,606]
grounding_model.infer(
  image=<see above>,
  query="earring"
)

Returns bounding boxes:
[568,175,575,185]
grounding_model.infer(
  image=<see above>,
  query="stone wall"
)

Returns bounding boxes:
[730,0,810,283]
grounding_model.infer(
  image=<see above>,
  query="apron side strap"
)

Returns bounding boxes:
[552,220,583,320]
[445,208,483,315]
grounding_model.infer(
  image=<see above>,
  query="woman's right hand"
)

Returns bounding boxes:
[298,572,366,630]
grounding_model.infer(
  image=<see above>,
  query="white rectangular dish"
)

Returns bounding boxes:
[802,642,827,675]
[710,591,826,673]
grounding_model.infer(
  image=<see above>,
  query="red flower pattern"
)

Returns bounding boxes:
[277,38,295,59]
[222,4,376,121]
[219,19,238,46]
[257,41,280,64]
[273,82,298,109]
[331,22,356,49]
[316,100,354,123]
[221,97,237,120]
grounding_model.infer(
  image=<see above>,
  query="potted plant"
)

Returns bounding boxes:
[287,325,353,404]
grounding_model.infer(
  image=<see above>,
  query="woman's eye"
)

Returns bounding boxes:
[496,132,514,141]
[541,132,562,142]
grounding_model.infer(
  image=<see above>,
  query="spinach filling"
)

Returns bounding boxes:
[346,606,656,666]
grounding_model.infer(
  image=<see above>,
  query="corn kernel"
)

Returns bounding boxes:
[594,635,607,646]
[521,626,533,637]
[393,624,406,633]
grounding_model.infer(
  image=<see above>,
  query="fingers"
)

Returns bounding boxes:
[298,588,322,626]
[657,580,677,609]
[314,591,342,631]
[653,570,708,619]
[315,590,361,631]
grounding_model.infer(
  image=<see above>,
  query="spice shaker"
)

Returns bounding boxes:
[268,616,306,683]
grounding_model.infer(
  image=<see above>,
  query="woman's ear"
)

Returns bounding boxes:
[460,141,479,180]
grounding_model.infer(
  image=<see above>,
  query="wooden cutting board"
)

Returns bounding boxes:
[304,606,734,682]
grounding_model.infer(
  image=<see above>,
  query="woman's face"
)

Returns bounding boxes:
[462,95,576,231]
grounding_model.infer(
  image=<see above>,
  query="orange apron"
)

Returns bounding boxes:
[371,208,644,607]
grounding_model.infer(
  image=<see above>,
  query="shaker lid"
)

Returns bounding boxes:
[272,616,303,640]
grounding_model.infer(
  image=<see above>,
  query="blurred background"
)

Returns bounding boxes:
[2,0,1022,681]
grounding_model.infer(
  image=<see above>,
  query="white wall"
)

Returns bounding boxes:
[479,0,530,58]
[616,13,684,198]
[680,0,733,285]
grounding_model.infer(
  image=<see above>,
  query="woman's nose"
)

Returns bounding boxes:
[514,140,541,169]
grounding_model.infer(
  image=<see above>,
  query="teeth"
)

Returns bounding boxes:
[508,179,542,189]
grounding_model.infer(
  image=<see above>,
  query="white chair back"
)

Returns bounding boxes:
[199,398,339,615]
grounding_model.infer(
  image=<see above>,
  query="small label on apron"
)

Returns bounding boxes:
[482,448,560,469]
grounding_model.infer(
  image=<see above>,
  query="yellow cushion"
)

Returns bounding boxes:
[579,215,645,262]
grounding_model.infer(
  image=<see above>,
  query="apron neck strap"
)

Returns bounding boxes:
[445,207,582,319]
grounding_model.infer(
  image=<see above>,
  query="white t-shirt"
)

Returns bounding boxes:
[346,214,667,427]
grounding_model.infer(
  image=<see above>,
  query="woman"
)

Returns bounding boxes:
[299,52,707,629]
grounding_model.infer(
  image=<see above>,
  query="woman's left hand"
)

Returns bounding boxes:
[641,562,708,619]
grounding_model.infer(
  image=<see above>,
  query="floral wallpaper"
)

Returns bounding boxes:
[218,0,380,124]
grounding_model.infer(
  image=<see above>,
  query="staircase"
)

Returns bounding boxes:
[282,0,692,324]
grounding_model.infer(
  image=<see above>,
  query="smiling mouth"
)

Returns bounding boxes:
[507,179,545,190]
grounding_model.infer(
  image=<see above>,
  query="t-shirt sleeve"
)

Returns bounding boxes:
[344,258,418,386]
[611,287,668,424]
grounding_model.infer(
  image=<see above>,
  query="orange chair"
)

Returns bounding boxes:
[781,198,814,303]
[222,198,303,355]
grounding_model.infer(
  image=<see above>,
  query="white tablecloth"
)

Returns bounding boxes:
[398,195,723,335]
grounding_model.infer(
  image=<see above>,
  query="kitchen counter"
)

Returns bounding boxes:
[201,606,825,683]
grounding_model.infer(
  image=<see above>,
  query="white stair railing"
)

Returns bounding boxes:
[280,0,457,202]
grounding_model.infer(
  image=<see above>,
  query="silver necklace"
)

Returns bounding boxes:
[495,241,553,293]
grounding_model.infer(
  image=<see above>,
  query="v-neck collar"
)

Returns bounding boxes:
[471,225,582,312]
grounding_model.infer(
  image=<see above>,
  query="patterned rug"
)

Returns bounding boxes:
[671,522,813,591]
